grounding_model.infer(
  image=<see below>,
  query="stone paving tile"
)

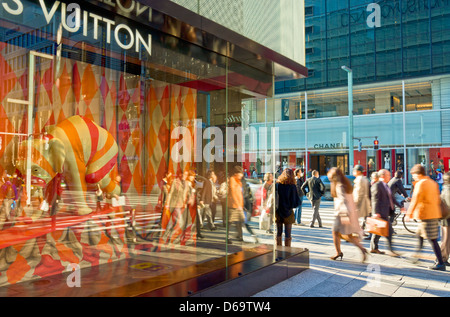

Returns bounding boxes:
[392,283,427,297]
[299,280,347,297]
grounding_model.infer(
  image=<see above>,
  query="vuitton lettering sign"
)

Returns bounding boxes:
[1,0,152,55]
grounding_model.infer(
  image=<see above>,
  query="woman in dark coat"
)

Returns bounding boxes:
[275,169,300,247]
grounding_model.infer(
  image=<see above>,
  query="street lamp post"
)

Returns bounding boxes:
[342,66,353,175]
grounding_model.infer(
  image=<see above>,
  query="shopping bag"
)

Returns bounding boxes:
[259,210,271,231]
[366,217,389,237]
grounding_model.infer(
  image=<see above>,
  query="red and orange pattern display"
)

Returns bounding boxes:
[0,43,198,286]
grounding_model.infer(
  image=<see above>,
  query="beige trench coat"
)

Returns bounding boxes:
[353,176,371,218]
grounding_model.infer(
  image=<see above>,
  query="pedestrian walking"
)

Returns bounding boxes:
[227,166,246,243]
[369,169,400,257]
[353,165,371,238]
[327,168,368,263]
[436,169,444,192]
[275,169,300,247]
[352,165,371,219]
[199,170,218,231]
[294,168,304,225]
[262,173,274,234]
[301,170,325,227]
[440,172,450,267]
[388,171,410,207]
[406,164,446,271]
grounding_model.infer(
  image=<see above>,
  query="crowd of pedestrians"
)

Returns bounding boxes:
[154,161,449,272]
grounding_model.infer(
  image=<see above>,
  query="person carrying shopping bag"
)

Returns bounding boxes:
[328,167,368,263]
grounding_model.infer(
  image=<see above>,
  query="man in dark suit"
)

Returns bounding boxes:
[388,171,410,207]
[301,170,326,228]
[370,169,400,256]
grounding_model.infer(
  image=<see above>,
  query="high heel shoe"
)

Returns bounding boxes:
[361,248,369,263]
[330,252,343,261]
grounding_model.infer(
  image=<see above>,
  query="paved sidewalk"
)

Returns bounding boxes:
[252,224,450,297]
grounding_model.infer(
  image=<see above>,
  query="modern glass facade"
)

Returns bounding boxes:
[0,0,307,294]
[246,0,450,186]
[277,0,450,92]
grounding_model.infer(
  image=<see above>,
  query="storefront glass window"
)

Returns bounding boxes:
[0,0,278,293]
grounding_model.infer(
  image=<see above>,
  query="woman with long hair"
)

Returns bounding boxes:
[275,169,300,246]
[327,167,368,262]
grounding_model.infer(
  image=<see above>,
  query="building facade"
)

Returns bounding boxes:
[245,0,450,184]
[0,0,306,291]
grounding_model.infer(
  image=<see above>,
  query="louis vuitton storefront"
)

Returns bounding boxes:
[0,0,308,296]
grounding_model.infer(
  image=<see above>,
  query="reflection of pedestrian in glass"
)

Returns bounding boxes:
[199,170,217,231]
[158,172,172,227]
[182,170,196,244]
[227,166,245,243]
[0,173,17,221]
[242,177,258,243]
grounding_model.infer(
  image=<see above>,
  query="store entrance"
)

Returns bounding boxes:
[310,154,349,176]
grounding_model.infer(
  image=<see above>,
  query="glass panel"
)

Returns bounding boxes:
[404,81,433,111]
[375,0,402,81]
[405,111,442,147]
[0,0,276,292]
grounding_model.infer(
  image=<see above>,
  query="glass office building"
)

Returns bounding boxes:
[0,0,308,295]
[245,0,450,184]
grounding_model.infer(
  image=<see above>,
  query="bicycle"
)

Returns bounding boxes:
[391,203,417,234]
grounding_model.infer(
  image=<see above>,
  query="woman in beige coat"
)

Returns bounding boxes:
[406,164,446,271]
[328,168,368,263]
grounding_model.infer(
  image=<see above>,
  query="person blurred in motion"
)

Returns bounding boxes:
[370,169,400,256]
[352,165,371,228]
[182,170,197,243]
[210,171,218,224]
[328,168,368,262]
[301,170,326,227]
[294,169,305,226]
[241,177,258,243]
[440,172,450,267]
[199,170,217,231]
[275,169,300,247]
[161,172,187,244]
[217,171,228,227]
[388,171,410,207]
[261,172,274,234]
[227,166,245,243]
[0,173,18,228]
[441,173,450,266]
[158,172,172,227]
[406,164,446,271]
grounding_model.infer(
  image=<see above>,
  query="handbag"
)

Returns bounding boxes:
[366,216,389,237]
